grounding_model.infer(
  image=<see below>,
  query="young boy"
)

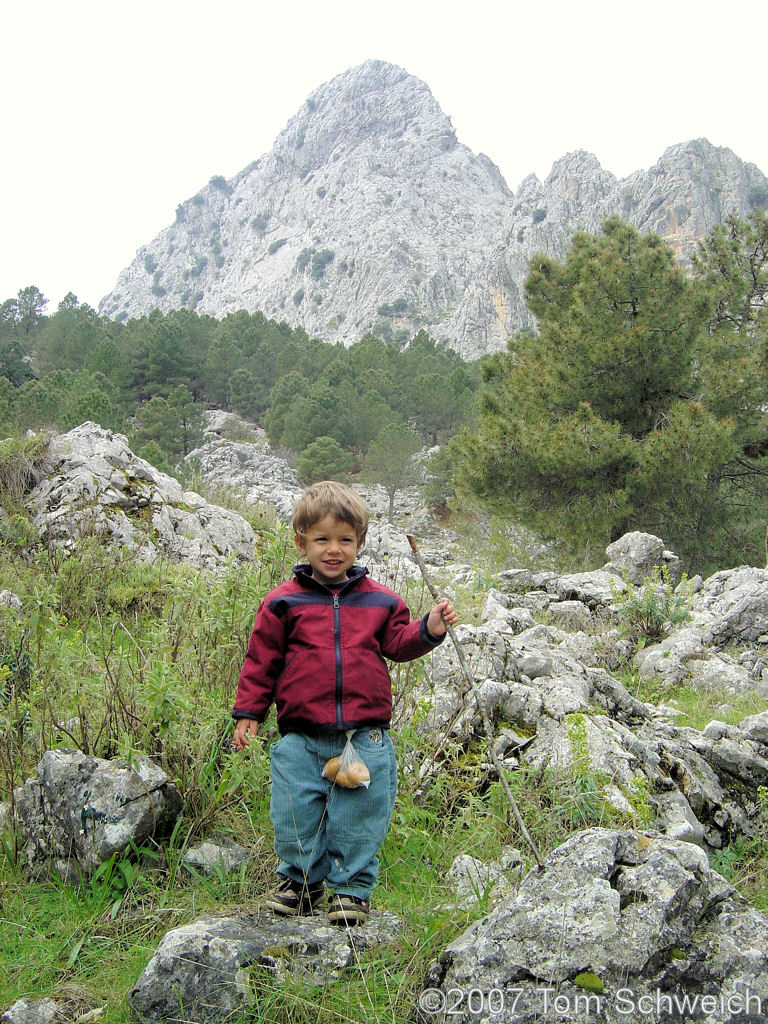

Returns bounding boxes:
[233,480,457,925]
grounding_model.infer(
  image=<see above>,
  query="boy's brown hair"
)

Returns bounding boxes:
[292,481,369,544]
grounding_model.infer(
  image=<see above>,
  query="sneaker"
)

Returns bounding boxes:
[327,893,371,926]
[264,876,325,916]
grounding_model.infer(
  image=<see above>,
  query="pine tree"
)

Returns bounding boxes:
[362,422,421,524]
[456,217,763,569]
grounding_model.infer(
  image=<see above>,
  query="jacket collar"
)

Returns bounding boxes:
[292,563,369,594]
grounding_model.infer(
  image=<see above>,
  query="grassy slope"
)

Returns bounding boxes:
[1,475,767,1021]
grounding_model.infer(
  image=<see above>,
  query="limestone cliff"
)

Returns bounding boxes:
[100,61,768,359]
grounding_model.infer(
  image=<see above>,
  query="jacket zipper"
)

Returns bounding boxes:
[333,593,343,728]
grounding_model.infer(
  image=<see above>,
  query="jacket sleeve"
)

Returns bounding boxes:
[233,598,287,721]
[379,593,445,663]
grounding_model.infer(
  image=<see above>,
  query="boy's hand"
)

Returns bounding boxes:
[233,717,260,750]
[427,598,458,637]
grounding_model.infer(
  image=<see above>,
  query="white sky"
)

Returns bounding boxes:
[2,0,766,312]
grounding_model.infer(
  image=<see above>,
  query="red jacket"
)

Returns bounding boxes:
[233,564,443,733]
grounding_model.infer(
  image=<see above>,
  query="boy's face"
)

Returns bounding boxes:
[295,515,363,585]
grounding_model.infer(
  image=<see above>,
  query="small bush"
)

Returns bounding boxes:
[0,434,50,509]
[188,257,208,279]
[296,436,353,484]
[378,298,408,318]
[532,208,547,223]
[268,238,287,255]
[310,249,334,280]
[612,565,692,643]
[0,512,38,551]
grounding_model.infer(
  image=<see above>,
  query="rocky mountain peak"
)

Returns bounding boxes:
[271,60,456,175]
[100,63,768,359]
[99,60,512,348]
[547,150,616,195]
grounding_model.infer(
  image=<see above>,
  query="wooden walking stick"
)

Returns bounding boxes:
[407,534,544,869]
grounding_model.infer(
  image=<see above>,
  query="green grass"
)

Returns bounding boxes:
[708,786,768,910]
[0,744,514,1022]
[623,671,768,731]
[2,484,767,1020]
[709,835,768,911]
[0,838,271,1020]
[0,530,496,1020]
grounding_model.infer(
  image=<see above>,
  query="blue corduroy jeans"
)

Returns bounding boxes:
[269,727,398,900]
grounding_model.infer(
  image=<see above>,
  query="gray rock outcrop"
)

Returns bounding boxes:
[401,533,768,850]
[1,999,60,1024]
[184,431,445,577]
[12,749,182,879]
[635,566,768,693]
[100,60,511,355]
[604,530,679,585]
[445,141,768,358]
[186,434,301,522]
[422,828,768,1023]
[446,848,520,911]
[26,422,256,570]
[129,909,402,1023]
[99,62,768,359]
[182,837,253,877]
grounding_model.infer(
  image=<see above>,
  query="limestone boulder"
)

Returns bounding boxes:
[446,849,520,910]
[13,749,182,879]
[129,909,402,1023]
[1,1000,59,1024]
[27,423,256,570]
[740,710,768,744]
[422,828,768,1023]
[182,838,254,877]
[604,531,672,584]
[547,599,593,633]
[1,996,100,1024]
[547,569,625,608]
